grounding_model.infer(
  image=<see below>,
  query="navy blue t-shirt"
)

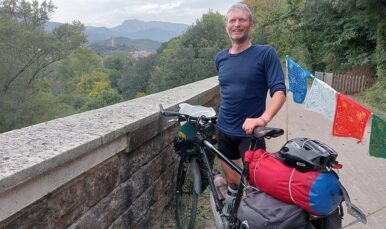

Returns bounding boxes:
[215,44,286,137]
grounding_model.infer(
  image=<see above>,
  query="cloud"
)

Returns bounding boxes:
[43,0,238,27]
[134,1,182,13]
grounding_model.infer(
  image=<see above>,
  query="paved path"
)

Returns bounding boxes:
[266,93,386,229]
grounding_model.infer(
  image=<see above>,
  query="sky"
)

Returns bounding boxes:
[40,0,239,27]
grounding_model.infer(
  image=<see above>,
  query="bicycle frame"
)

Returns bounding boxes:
[198,135,259,228]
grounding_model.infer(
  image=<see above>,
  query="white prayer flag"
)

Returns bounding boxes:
[305,78,337,121]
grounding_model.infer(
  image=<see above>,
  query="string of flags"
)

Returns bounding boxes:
[285,55,385,159]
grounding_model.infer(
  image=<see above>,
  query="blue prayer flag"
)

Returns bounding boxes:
[286,56,312,103]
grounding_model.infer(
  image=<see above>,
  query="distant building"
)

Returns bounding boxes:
[130,50,154,58]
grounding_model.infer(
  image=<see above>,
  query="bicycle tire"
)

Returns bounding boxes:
[175,157,201,229]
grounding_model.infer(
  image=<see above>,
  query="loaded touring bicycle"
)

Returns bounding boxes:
[160,103,367,229]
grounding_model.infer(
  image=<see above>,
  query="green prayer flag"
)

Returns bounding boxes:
[369,114,386,159]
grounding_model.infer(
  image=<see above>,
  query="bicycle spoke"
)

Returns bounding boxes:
[176,158,199,229]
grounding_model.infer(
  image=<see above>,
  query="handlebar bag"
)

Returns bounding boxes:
[245,149,342,216]
[175,120,215,193]
[237,191,310,229]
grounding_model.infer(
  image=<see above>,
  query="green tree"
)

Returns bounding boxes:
[103,55,125,71]
[118,55,155,99]
[181,11,229,54]
[298,0,379,71]
[49,49,125,111]
[50,48,101,94]
[247,0,303,60]
[0,0,86,132]
[47,49,123,114]
[77,69,112,97]
[245,0,386,111]
[295,0,386,110]
[148,45,196,92]
[147,11,228,93]
[80,89,122,111]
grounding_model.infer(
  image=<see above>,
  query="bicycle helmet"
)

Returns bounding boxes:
[276,138,339,172]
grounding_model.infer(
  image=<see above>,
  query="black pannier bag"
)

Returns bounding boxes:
[237,191,312,229]
[237,191,346,229]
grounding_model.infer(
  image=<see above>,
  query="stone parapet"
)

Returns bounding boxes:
[0,76,220,228]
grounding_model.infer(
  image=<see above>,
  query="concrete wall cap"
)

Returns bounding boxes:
[0,77,219,194]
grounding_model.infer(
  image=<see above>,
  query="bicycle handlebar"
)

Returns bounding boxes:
[159,104,181,117]
[159,104,217,123]
[160,104,284,140]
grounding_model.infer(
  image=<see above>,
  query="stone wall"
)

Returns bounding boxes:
[0,77,220,228]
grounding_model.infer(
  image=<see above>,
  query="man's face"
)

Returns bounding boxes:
[226,9,253,44]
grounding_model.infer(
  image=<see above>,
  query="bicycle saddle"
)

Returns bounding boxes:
[253,127,284,139]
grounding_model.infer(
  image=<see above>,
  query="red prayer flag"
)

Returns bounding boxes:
[332,93,372,143]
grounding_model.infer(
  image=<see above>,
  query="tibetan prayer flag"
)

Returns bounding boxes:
[286,56,312,104]
[369,114,386,159]
[305,78,337,121]
[332,93,372,143]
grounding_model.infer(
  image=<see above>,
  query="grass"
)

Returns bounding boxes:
[349,93,386,119]
[161,157,221,229]
[196,189,216,228]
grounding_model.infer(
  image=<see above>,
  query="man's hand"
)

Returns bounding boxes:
[242,118,266,135]
[243,91,286,135]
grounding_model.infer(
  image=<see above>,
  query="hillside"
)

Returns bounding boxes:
[45,19,189,43]
[109,19,189,42]
[87,37,162,55]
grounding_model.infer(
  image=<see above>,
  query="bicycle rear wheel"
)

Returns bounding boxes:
[176,157,201,229]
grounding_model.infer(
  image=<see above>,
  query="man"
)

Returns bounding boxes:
[215,2,286,185]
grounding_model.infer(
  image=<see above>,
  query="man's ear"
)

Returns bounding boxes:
[248,23,254,32]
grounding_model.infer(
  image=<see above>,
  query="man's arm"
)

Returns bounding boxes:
[242,90,286,134]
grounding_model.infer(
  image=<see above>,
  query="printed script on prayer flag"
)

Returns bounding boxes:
[305,78,337,121]
[332,93,371,143]
[286,56,311,104]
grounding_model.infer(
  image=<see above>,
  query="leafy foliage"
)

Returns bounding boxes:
[80,89,122,111]
[147,11,229,93]
[0,5,227,133]
[0,0,86,132]
[118,55,155,99]
[87,37,162,55]
[246,0,386,111]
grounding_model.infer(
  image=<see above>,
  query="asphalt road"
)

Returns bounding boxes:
[266,93,386,229]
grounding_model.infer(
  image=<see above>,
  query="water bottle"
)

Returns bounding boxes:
[213,174,227,201]
[222,183,238,217]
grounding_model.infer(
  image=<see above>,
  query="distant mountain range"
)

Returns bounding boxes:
[45,19,189,43]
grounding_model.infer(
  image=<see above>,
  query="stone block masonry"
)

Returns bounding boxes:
[0,77,220,228]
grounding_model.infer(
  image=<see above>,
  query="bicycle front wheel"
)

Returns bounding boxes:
[176,157,201,229]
